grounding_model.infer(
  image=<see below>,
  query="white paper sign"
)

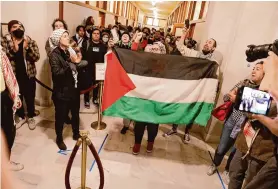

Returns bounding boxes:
[95,63,106,81]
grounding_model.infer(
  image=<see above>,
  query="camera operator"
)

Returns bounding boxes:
[243,52,278,189]
[176,27,222,65]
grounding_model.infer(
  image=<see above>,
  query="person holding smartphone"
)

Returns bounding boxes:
[206,62,264,184]
[228,61,277,188]
[242,52,278,189]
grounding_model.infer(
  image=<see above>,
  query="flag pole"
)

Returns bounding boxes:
[91,81,107,130]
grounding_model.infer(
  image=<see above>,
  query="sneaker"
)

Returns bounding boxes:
[183,133,190,143]
[222,170,230,185]
[162,129,177,137]
[93,99,99,105]
[146,142,154,153]
[56,139,67,150]
[85,102,90,109]
[27,118,36,130]
[10,161,24,171]
[73,133,81,141]
[120,126,129,134]
[207,164,217,176]
[15,117,27,129]
[132,144,141,155]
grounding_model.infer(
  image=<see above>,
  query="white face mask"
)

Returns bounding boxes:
[102,37,109,43]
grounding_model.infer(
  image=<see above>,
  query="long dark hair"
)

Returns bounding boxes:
[85,16,94,27]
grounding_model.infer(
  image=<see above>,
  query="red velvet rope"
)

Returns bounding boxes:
[65,142,81,189]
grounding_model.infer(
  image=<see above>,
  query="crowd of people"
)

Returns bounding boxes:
[1,15,277,189]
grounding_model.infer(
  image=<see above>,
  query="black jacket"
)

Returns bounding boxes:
[49,47,78,100]
[71,35,87,47]
[82,41,107,80]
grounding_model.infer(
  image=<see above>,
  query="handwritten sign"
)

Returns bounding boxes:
[95,63,106,81]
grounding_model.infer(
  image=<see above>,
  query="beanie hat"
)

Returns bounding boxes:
[102,29,111,35]
[49,29,69,51]
[8,20,25,32]
[102,31,109,37]
[121,31,130,39]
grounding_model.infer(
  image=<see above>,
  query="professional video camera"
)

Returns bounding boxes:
[246,39,278,62]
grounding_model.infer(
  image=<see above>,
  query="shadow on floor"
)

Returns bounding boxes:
[104,126,214,166]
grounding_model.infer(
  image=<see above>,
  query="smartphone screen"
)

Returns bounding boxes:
[236,87,271,115]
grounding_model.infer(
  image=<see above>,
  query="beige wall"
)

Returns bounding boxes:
[64,2,99,35]
[128,19,133,26]
[118,16,126,25]
[105,13,115,27]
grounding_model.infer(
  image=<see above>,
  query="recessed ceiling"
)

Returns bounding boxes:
[134,1,179,19]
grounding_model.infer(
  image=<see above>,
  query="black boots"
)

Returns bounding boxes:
[73,133,81,141]
[56,131,80,150]
[121,126,129,134]
[56,138,67,150]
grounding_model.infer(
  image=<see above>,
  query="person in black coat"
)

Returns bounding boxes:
[82,28,107,109]
[71,25,87,48]
[49,29,81,150]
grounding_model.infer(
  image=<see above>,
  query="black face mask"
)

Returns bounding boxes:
[12,29,24,39]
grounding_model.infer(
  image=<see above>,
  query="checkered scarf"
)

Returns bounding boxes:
[49,29,69,52]
[0,48,21,114]
[144,42,166,54]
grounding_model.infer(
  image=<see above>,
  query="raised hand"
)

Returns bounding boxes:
[108,39,115,48]
[23,35,29,49]
[135,32,143,43]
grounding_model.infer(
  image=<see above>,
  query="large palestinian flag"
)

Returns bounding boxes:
[102,48,219,126]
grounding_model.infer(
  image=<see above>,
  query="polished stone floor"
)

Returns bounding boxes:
[10,99,227,189]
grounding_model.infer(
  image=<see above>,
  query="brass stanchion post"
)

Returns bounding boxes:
[77,130,91,189]
[91,81,107,130]
[65,129,105,189]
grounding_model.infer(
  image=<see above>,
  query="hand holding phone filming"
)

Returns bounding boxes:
[236,87,272,115]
